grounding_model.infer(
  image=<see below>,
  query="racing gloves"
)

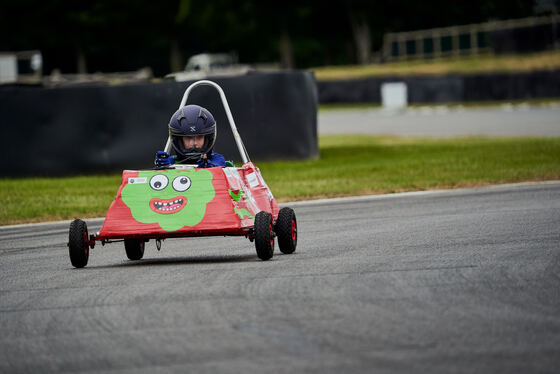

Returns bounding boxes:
[154,151,175,169]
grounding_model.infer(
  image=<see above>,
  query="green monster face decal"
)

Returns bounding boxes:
[121,169,215,231]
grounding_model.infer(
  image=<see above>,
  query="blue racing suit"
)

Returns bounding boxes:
[195,152,226,168]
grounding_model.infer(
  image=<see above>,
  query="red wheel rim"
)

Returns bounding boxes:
[83,231,88,255]
[269,224,274,248]
[291,220,297,242]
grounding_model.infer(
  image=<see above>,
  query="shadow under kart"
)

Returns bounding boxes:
[68,80,297,268]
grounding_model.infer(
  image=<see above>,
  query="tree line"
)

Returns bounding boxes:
[0,0,537,76]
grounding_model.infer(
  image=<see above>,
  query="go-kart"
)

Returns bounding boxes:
[67,80,297,268]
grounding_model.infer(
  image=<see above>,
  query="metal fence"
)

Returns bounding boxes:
[381,15,560,62]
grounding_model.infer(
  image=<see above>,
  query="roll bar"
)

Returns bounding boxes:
[164,80,250,164]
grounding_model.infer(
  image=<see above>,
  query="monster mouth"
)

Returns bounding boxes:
[149,197,187,214]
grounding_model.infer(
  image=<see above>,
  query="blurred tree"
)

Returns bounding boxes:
[170,0,191,72]
[0,0,538,74]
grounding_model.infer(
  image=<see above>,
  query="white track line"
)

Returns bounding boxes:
[284,180,560,207]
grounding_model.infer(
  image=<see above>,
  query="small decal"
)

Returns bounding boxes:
[246,172,259,188]
[229,189,244,202]
[128,177,147,184]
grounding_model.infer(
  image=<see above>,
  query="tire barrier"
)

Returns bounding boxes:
[317,69,560,104]
[0,71,318,177]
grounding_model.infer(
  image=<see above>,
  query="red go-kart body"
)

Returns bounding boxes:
[98,163,279,240]
[67,80,297,268]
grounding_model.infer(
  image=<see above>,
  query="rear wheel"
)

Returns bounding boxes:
[254,211,274,261]
[276,207,297,254]
[124,239,145,260]
[68,219,89,268]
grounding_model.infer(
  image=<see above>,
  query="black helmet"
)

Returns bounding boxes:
[168,105,216,163]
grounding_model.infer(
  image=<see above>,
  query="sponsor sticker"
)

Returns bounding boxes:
[128,177,147,184]
[246,172,259,188]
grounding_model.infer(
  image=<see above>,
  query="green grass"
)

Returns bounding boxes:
[311,50,560,80]
[0,175,122,225]
[1,135,559,225]
[258,136,560,201]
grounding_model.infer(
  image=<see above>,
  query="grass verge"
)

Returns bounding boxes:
[311,50,560,80]
[1,135,559,225]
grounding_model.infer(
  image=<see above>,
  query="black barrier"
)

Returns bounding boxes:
[463,70,560,101]
[0,71,318,177]
[318,77,382,103]
[406,76,464,103]
[317,70,560,104]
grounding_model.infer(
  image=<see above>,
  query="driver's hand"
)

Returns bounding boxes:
[154,151,175,169]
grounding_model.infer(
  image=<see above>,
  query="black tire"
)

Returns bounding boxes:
[68,219,89,268]
[275,207,297,254]
[254,211,274,261]
[124,239,145,261]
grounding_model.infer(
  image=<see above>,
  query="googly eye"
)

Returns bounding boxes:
[150,174,168,191]
[172,175,191,192]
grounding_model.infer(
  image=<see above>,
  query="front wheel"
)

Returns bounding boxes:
[124,239,145,260]
[254,211,274,261]
[68,219,89,268]
[275,207,297,254]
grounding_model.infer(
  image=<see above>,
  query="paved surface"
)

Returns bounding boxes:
[319,104,560,136]
[1,182,559,373]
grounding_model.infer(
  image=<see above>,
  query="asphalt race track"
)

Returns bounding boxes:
[319,105,560,136]
[1,182,559,373]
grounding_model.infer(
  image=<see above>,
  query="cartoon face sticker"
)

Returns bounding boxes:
[121,169,215,231]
